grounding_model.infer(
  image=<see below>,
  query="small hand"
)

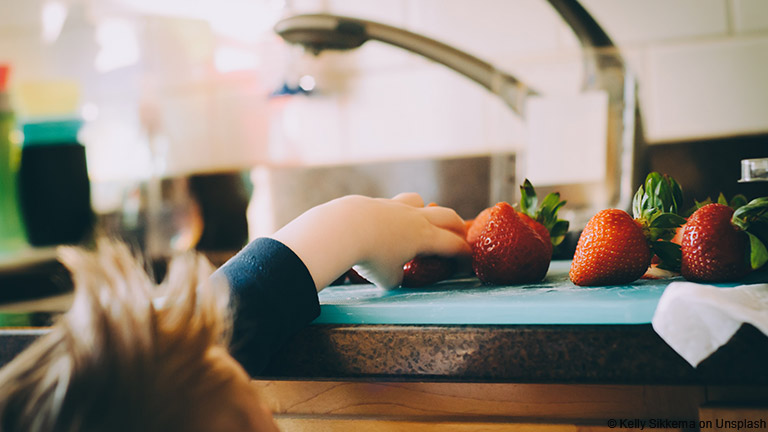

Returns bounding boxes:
[351,193,470,288]
[272,193,471,290]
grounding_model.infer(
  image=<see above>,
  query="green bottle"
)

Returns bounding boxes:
[0,65,28,253]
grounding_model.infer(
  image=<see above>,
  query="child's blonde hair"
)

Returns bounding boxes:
[0,240,271,432]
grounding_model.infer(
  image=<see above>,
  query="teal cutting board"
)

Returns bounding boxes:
[315,260,675,325]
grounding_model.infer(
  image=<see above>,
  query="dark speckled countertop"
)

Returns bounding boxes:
[2,261,767,385]
[2,314,767,385]
[259,322,768,384]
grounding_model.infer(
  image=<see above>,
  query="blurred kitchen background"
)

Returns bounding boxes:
[1,0,767,263]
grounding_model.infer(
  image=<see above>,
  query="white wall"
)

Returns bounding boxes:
[1,0,766,179]
[300,0,768,148]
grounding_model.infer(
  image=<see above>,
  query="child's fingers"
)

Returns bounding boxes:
[420,228,472,257]
[390,192,424,208]
[420,206,467,237]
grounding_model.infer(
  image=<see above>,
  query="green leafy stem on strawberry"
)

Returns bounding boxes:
[688,192,749,217]
[519,179,570,249]
[632,172,687,272]
[732,197,768,271]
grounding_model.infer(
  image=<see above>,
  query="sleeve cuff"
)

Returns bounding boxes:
[213,237,321,375]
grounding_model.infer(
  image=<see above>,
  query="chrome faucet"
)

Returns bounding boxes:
[274,13,536,117]
[274,1,644,228]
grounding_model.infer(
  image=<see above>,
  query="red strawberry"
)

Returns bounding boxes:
[571,173,687,286]
[402,256,456,287]
[330,272,348,285]
[670,192,748,254]
[570,209,652,286]
[666,192,749,266]
[677,193,767,282]
[466,207,492,246]
[519,212,552,255]
[681,203,751,282]
[346,268,371,284]
[472,202,550,285]
[397,201,462,288]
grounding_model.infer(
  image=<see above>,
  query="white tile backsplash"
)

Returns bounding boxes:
[645,36,768,141]
[341,63,497,161]
[325,0,408,25]
[525,91,609,186]
[495,50,584,96]
[408,0,565,60]
[312,0,768,147]
[482,93,525,152]
[298,0,768,156]
[580,0,729,44]
[732,0,768,33]
[268,95,344,163]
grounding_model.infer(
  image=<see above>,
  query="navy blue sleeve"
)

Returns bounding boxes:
[213,238,320,376]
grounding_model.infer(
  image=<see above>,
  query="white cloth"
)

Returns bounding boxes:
[651,281,768,366]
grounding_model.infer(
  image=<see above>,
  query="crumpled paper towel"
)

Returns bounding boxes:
[651,281,768,367]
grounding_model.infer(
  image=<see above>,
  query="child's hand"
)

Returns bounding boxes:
[271,193,471,290]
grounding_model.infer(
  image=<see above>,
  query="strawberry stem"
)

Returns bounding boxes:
[632,172,686,271]
[519,179,538,216]
[689,193,749,216]
[733,197,768,270]
[519,179,570,247]
[650,240,682,271]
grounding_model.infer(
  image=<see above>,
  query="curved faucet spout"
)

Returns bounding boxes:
[274,3,644,228]
[274,14,535,117]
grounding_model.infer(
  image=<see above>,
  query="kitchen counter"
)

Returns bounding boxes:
[254,263,768,429]
[2,260,767,430]
[260,322,768,385]
[257,261,768,384]
[3,314,767,385]
[2,261,767,385]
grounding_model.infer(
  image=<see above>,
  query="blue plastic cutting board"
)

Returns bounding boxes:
[315,261,673,325]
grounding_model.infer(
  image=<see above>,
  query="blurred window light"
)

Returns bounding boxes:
[94,18,140,73]
[41,1,69,44]
[112,0,195,18]
[112,0,286,43]
[209,3,282,43]
[81,102,100,122]
[214,46,260,73]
